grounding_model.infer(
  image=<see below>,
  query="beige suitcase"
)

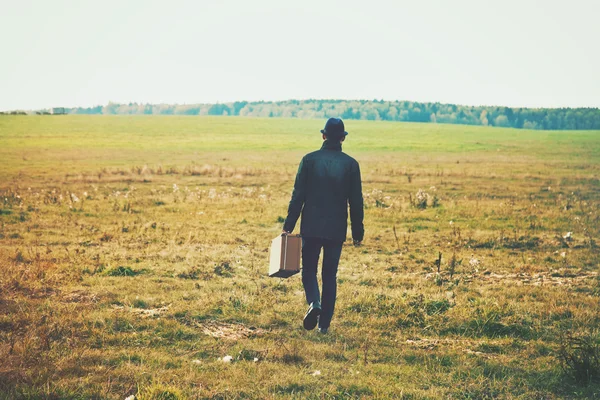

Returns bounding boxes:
[268,234,301,278]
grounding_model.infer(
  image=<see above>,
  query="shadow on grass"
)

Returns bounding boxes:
[451,357,600,399]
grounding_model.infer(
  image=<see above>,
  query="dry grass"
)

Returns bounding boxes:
[0,116,599,399]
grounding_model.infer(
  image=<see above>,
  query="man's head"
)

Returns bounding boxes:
[321,118,348,143]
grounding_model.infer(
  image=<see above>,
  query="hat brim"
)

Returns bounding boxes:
[321,129,348,137]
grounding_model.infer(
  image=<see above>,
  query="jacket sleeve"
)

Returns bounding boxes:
[283,157,307,233]
[349,161,364,242]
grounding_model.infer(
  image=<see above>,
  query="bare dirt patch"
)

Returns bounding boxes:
[62,290,99,304]
[423,270,598,288]
[111,304,170,318]
[198,320,266,341]
[471,270,598,287]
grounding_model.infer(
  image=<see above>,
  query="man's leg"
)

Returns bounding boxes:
[319,239,343,330]
[301,237,322,307]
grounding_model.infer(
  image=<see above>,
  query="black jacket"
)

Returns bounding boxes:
[283,140,364,243]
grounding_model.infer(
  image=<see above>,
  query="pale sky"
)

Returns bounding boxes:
[1,0,599,111]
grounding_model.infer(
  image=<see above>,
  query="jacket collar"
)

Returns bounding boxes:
[321,139,342,151]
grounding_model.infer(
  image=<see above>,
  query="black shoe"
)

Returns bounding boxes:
[303,302,321,330]
[318,327,328,334]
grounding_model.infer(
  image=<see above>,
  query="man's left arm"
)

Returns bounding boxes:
[349,160,364,244]
[283,157,307,233]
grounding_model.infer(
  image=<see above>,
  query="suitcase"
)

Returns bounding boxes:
[268,234,301,278]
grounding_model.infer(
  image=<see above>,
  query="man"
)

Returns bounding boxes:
[283,117,364,334]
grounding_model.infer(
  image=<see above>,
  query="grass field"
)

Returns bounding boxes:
[1,115,599,399]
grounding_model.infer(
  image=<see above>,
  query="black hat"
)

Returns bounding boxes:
[320,118,348,139]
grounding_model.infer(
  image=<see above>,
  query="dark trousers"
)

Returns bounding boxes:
[301,237,343,329]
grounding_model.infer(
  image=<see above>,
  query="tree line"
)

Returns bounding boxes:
[32,100,600,130]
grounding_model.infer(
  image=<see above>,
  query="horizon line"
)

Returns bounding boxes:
[3,98,600,113]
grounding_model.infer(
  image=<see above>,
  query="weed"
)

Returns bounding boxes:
[336,384,374,398]
[137,384,185,400]
[559,330,600,384]
[177,267,208,280]
[415,189,429,209]
[275,383,306,395]
[100,232,113,242]
[214,262,233,277]
[106,266,143,276]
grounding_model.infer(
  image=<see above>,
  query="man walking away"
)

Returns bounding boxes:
[283,117,364,334]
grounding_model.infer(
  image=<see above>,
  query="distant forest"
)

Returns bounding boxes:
[56,100,600,130]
